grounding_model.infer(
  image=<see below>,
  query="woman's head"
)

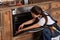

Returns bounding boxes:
[30,5,44,18]
[31,6,47,26]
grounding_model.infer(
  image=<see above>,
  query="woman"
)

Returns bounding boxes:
[16,6,60,40]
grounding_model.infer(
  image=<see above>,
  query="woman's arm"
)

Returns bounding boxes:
[16,23,40,34]
[21,23,40,31]
[18,18,35,30]
[23,18,35,25]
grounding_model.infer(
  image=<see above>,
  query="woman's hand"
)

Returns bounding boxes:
[18,24,25,31]
[15,30,22,35]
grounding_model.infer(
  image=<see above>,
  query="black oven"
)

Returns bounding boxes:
[12,6,39,36]
[12,11,33,36]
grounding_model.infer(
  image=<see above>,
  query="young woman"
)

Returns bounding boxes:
[16,6,60,40]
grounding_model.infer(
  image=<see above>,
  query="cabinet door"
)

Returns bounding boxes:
[3,10,12,40]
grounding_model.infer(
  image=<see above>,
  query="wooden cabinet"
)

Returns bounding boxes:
[2,10,12,40]
[1,9,34,40]
[2,0,14,2]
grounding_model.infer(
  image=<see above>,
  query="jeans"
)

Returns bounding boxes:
[42,28,52,40]
[42,23,60,40]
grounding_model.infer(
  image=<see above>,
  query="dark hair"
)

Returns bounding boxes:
[31,5,43,15]
[31,5,48,26]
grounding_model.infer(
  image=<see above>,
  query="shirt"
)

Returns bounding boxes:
[38,12,55,26]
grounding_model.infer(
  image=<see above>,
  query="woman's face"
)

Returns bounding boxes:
[31,12,41,18]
